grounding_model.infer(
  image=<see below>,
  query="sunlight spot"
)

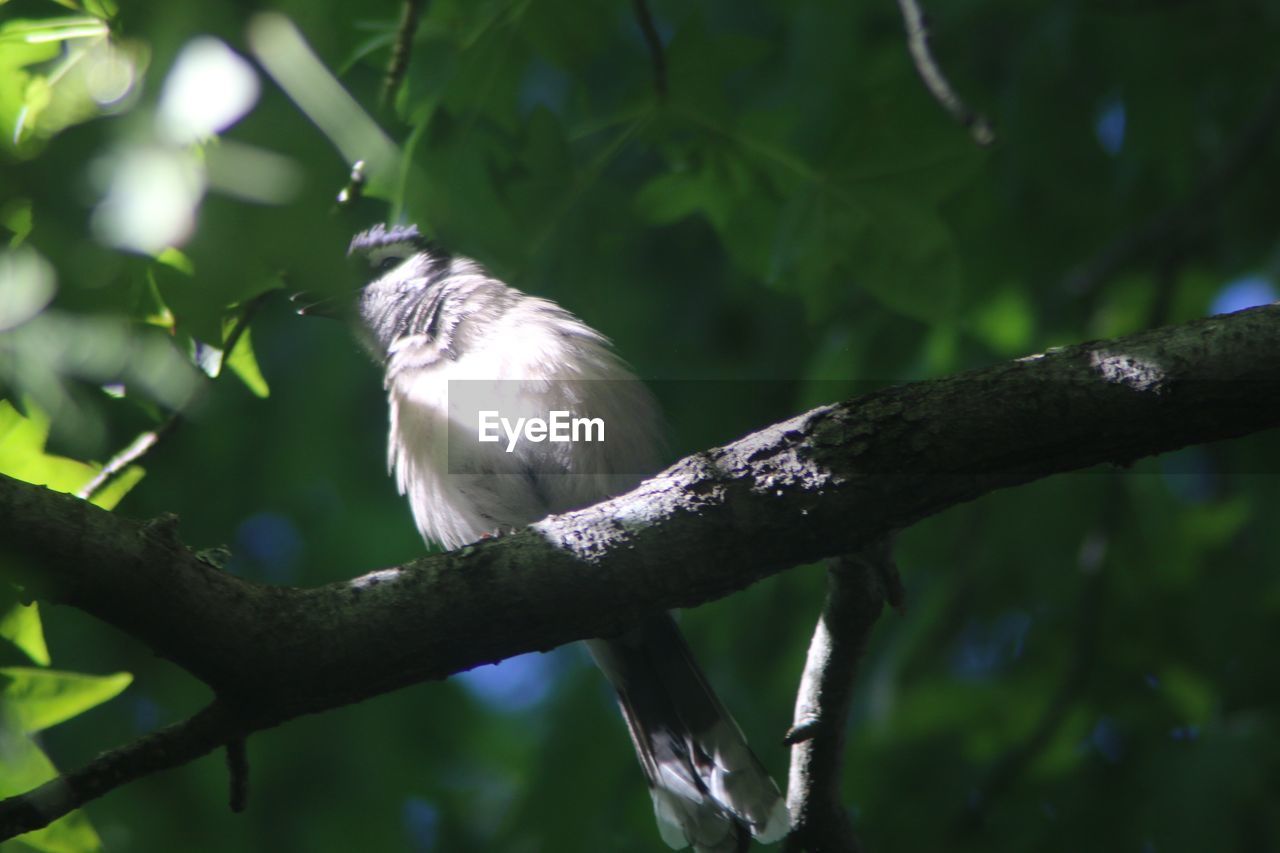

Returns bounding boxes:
[0,248,56,331]
[91,146,204,254]
[158,37,260,144]
[1089,350,1165,392]
[349,567,403,589]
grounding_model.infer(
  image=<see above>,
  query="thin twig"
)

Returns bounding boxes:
[632,0,667,99]
[1066,70,1280,297]
[379,0,427,114]
[784,540,899,853]
[77,295,269,503]
[226,737,249,813]
[894,0,993,146]
[0,703,240,840]
[219,295,265,363]
[75,418,179,501]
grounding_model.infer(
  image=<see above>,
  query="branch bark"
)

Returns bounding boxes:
[378,0,427,114]
[784,543,898,853]
[2,304,1279,839]
[632,0,668,98]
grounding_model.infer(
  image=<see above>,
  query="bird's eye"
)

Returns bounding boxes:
[376,256,402,274]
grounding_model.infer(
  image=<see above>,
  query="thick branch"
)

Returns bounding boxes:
[2,304,1279,837]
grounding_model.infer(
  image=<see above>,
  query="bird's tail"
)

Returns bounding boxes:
[586,614,789,852]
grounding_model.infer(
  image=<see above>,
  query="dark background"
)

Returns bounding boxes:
[3,0,1280,850]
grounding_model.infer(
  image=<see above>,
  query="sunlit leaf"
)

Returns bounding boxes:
[0,401,145,506]
[968,286,1035,355]
[0,712,102,852]
[0,590,50,667]
[0,16,142,158]
[0,400,99,492]
[223,326,270,398]
[88,463,144,510]
[1,197,34,246]
[0,667,132,734]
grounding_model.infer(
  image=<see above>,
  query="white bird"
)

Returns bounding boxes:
[345,223,789,852]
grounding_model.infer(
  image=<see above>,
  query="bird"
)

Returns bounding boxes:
[341,222,789,852]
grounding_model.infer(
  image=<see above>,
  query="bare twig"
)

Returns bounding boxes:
[76,295,269,502]
[379,0,427,114]
[784,541,899,853]
[632,0,667,98]
[75,419,177,501]
[1066,70,1280,296]
[219,295,265,363]
[894,0,993,146]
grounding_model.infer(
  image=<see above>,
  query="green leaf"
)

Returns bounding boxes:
[0,593,50,667]
[1159,664,1215,725]
[2,197,34,246]
[223,326,270,398]
[0,400,98,492]
[0,401,146,508]
[0,717,103,851]
[0,22,60,156]
[83,0,118,20]
[155,247,194,275]
[852,195,966,325]
[87,464,144,510]
[968,286,1035,355]
[0,667,132,734]
[151,257,224,345]
[0,16,137,159]
[634,169,713,226]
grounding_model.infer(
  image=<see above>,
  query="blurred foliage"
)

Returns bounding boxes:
[2,0,1280,851]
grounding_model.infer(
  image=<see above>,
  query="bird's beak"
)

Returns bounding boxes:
[291,290,356,319]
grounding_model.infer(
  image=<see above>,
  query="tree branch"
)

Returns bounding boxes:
[0,703,240,841]
[74,419,177,501]
[76,294,268,502]
[632,0,668,99]
[784,542,897,853]
[379,0,427,114]
[893,0,993,146]
[2,304,1279,839]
